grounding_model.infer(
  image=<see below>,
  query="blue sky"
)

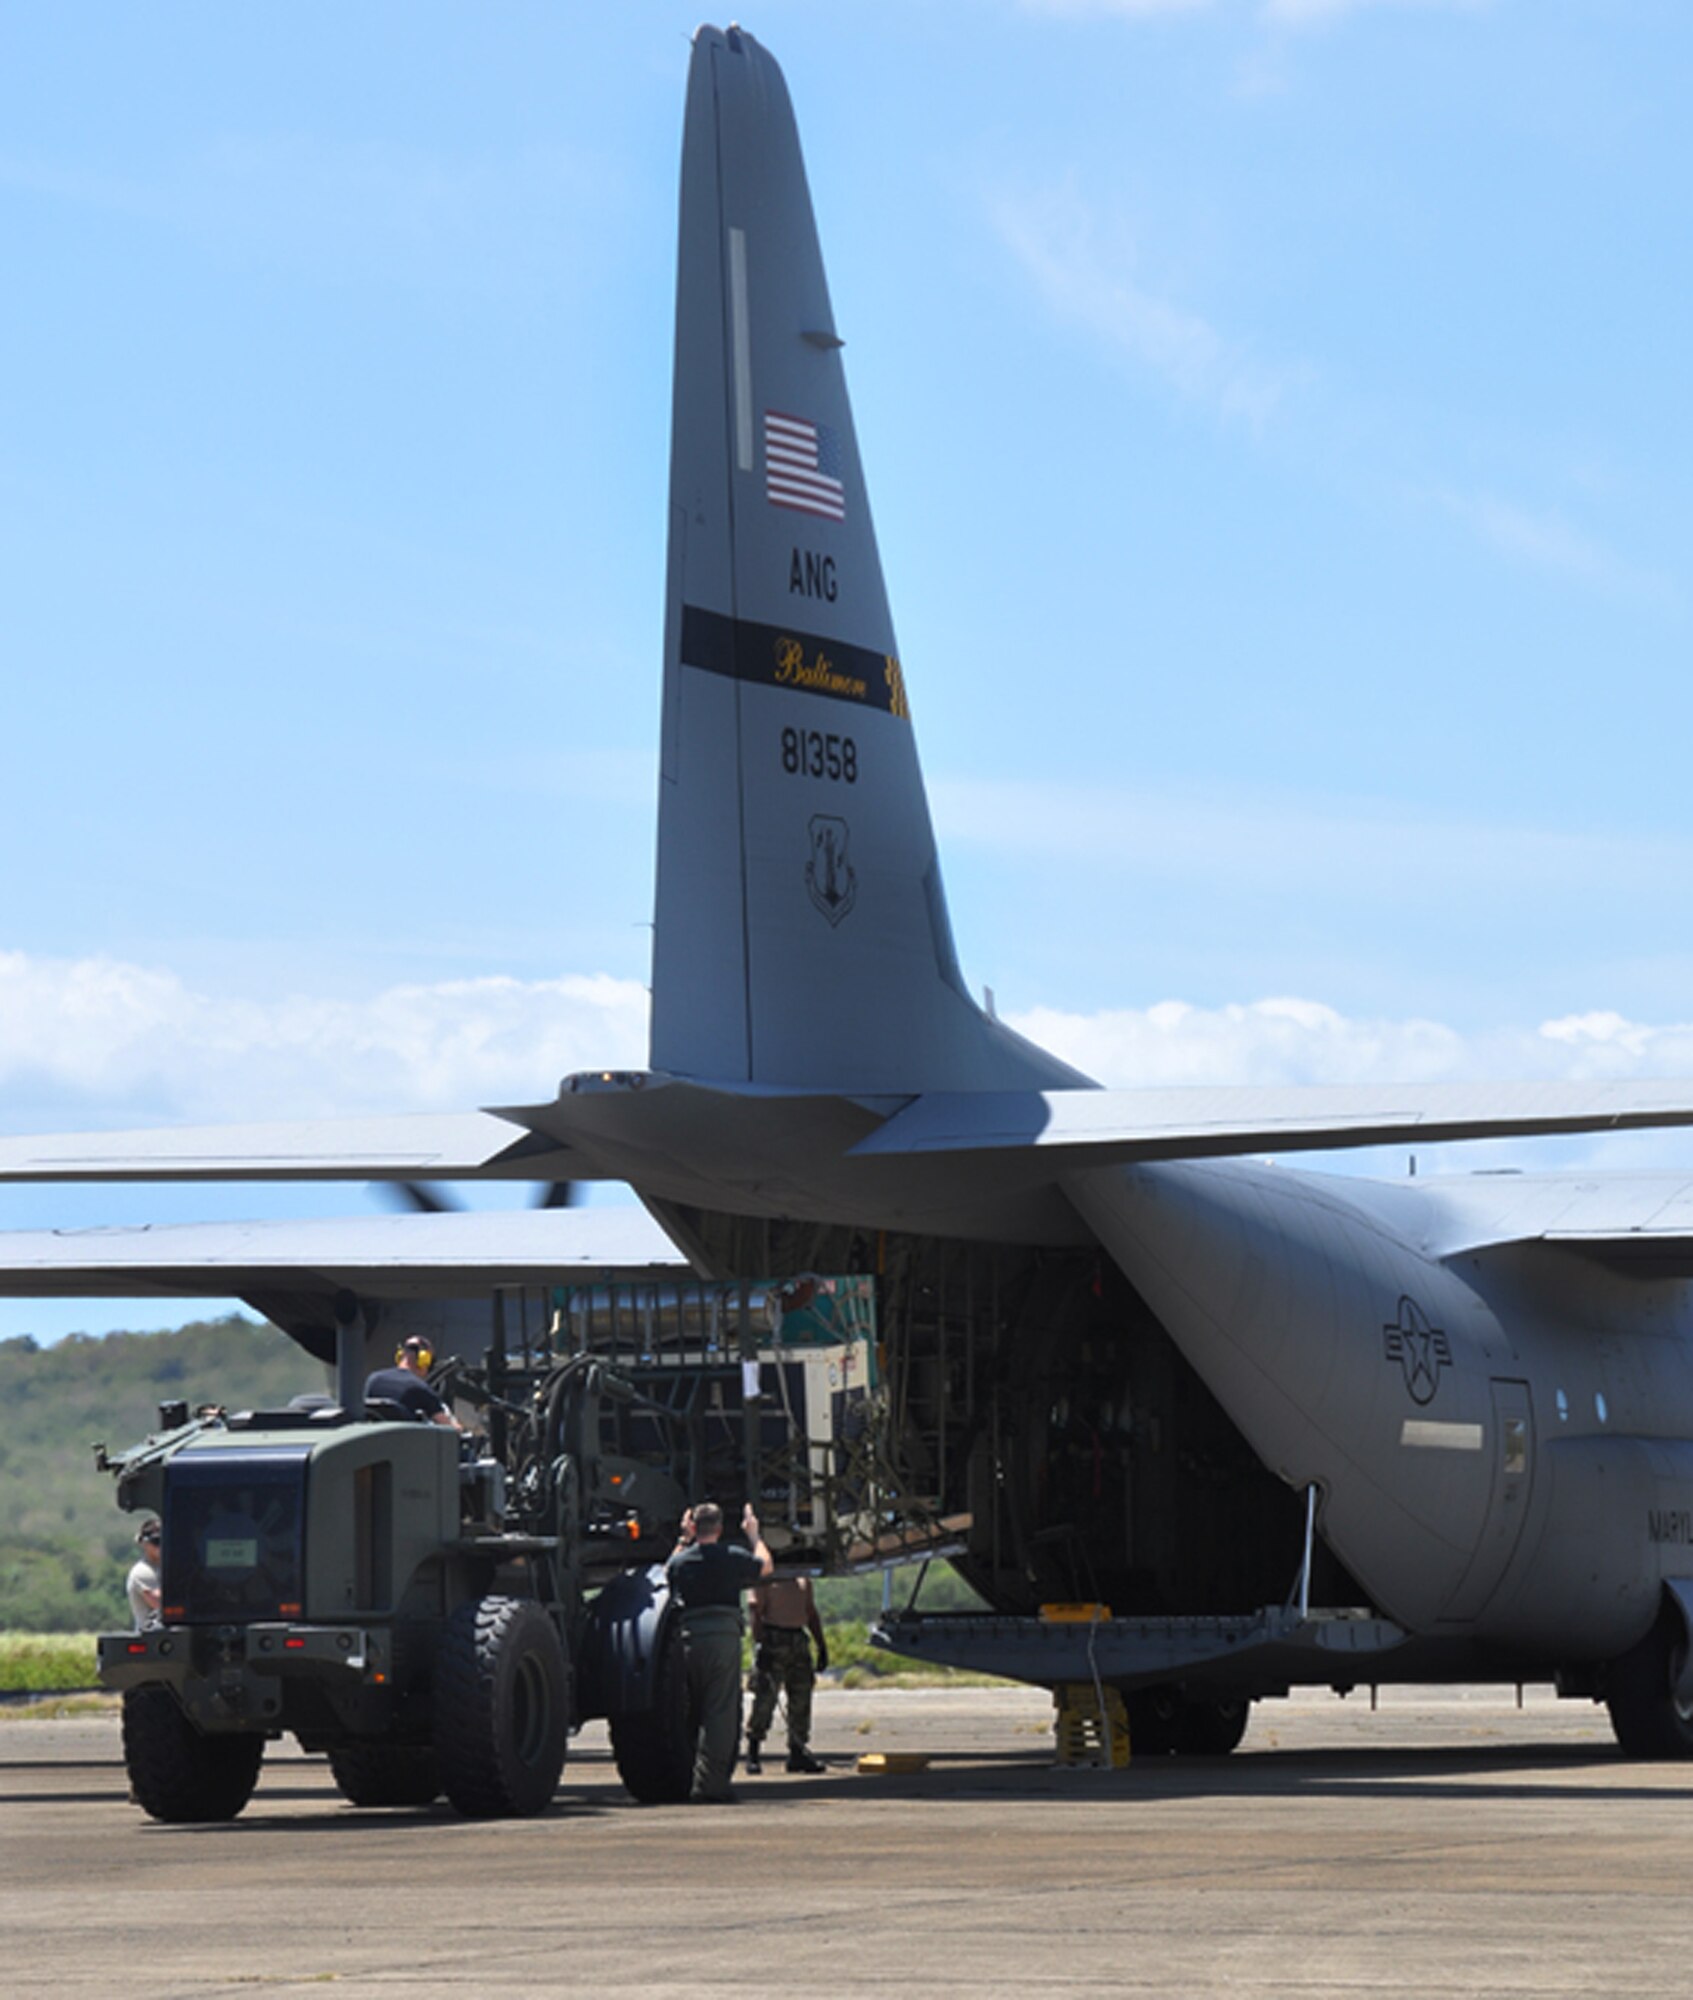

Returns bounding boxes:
[3,0,1690,1338]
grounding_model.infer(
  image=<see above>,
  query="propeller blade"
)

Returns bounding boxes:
[377,1181,460,1214]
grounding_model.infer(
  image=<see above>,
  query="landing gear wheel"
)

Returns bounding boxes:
[1124,1685,1183,1757]
[1174,1696,1250,1756]
[1125,1686,1250,1758]
[122,1684,265,1823]
[1606,1615,1693,1759]
[433,1595,569,1816]
[326,1742,442,1807]
[610,1618,694,1803]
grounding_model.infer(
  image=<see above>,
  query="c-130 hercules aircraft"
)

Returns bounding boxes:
[12,23,1693,1760]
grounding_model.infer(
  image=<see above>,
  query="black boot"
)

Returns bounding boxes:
[786,1748,825,1773]
[745,1740,763,1775]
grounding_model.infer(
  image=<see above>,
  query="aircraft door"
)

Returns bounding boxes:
[1440,1378,1534,1624]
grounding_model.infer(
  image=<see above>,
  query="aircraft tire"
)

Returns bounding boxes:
[122,1683,265,1823]
[1124,1685,1183,1756]
[1605,1616,1693,1760]
[433,1595,569,1816]
[1173,1696,1251,1757]
[609,1618,694,1803]
[326,1742,442,1807]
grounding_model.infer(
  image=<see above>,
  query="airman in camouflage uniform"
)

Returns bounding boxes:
[746,1572,828,1774]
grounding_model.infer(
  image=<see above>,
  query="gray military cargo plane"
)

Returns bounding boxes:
[10,24,1693,1756]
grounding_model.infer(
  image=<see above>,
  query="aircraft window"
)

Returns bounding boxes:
[1503,1417,1527,1477]
[1556,1388,1569,1423]
[1595,1392,1609,1424]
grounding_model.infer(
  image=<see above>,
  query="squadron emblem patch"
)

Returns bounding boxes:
[805,814,857,926]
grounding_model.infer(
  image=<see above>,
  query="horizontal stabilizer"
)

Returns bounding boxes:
[0,1111,574,1184]
[850,1079,1693,1167]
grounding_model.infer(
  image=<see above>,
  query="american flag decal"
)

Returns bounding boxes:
[765,410,846,521]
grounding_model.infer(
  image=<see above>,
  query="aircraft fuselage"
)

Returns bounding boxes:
[1075,1157,1693,1666]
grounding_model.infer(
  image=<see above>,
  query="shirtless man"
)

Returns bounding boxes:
[745,1570,828,1774]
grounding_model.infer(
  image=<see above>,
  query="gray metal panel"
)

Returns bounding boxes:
[648,26,1078,1097]
[851,1080,1693,1164]
[1440,1379,1535,1623]
[651,664,754,1079]
[649,29,745,1080]
[1327,1169,1693,1263]
[503,1074,1091,1242]
[873,1607,1412,1694]
[1541,1174,1693,1271]
[0,1205,689,1299]
[0,1110,559,1184]
[1070,1158,1513,1634]
[1487,1434,1662,1656]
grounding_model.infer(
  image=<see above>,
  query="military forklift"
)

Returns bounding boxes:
[96,1275,926,1821]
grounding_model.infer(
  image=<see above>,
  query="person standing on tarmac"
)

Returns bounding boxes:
[126,1520,162,1631]
[665,1501,772,1804]
[745,1571,828,1773]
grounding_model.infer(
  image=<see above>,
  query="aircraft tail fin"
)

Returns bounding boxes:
[650,26,1076,1095]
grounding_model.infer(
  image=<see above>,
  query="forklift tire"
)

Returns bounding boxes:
[609,1618,693,1804]
[326,1742,442,1807]
[434,1595,569,1817]
[122,1683,265,1823]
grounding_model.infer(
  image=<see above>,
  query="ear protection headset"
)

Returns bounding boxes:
[396,1340,434,1372]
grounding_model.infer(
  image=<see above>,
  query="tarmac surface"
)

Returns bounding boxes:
[3,1682,1691,1998]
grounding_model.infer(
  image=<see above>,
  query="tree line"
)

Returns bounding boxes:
[0,1315,322,1632]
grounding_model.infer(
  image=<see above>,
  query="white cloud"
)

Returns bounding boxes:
[1004,995,1693,1182]
[1009,994,1693,1091]
[1264,0,1491,24]
[1010,994,1472,1085]
[989,184,1300,430]
[1537,1010,1693,1079]
[9,947,1693,1129]
[1014,0,1489,26]
[1437,489,1676,608]
[1017,0,1213,15]
[0,951,648,1128]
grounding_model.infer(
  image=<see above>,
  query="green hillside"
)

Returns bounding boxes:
[0,1316,325,1631]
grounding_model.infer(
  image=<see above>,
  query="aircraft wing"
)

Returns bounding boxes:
[848,1079,1693,1166]
[0,1110,577,1184]
[0,1205,689,1299]
[1528,1177,1693,1276]
[1543,1230,1693,1276]
[13,1074,1693,1202]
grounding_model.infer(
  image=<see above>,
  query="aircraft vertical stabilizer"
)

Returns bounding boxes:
[651,26,1078,1095]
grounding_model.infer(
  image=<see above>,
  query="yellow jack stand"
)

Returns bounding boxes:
[1052,1682,1131,1769]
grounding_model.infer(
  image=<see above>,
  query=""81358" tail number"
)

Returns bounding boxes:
[781,726,857,783]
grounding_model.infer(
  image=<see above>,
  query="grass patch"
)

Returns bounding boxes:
[814,1619,1012,1688]
[0,1631,100,1693]
[837,1665,1010,1689]
[0,1692,119,1722]
[740,1615,1008,1685]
